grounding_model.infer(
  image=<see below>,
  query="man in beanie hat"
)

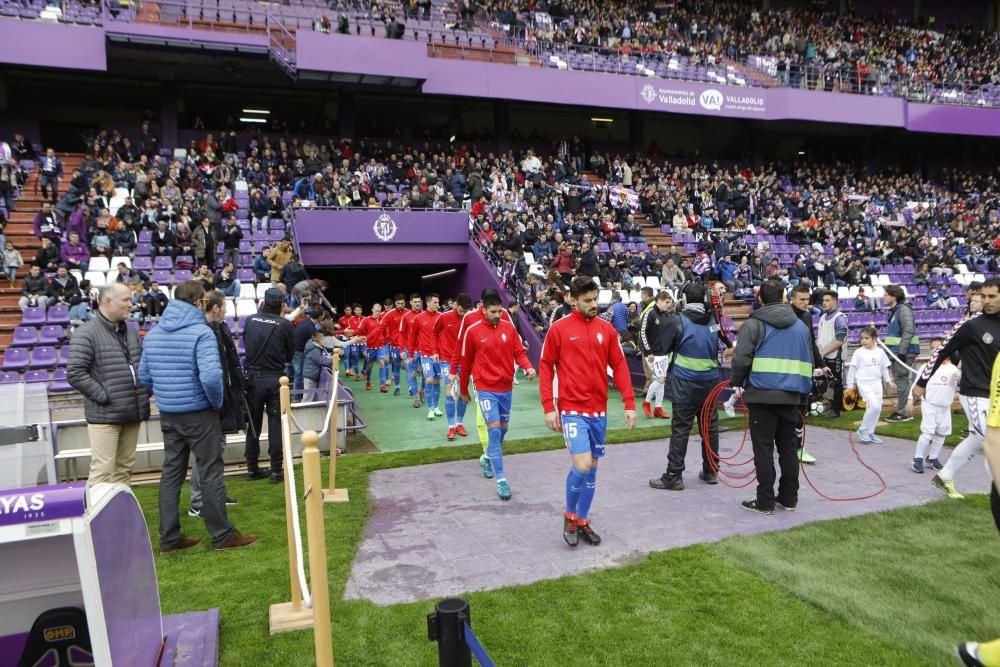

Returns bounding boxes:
[242,287,294,483]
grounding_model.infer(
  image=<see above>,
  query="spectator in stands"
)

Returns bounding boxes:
[853,287,876,312]
[46,264,78,310]
[89,216,113,260]
[18,265,49,311]
[3,240,23,287]
[144,281,168,319]
[249,189,269,233]
[113,223,137,259]
[67,282,151,486]
[33,201,62,248]
[39,148,62,203]
[253,247,271,283]
[214,261,241,298]
[174,221,194,261]
[139,279,256,553]
[268,239,292,282]
[60,231,90,274]
[193,217,217,270]
[114,261,149,289]
[928,285,961,310]
[221,217,243,268]
[68,279,95,324]
[606,291,630,334]
[151,219,175,259]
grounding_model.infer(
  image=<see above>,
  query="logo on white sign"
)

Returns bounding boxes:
[373,213,397,242]
[699,89,723,111]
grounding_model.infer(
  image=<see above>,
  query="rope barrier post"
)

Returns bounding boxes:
[269,376,315,635]
[302,430,335,667]
[324,350,349,504]
[427,598,472,667]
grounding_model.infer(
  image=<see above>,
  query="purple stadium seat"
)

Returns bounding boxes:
[20,307,45,327]
[2,348,29,371]
[23,370,49,384]
[38,326,65,345]
[136,243,152,256]
[269,219,285,230]
[47,305,70,325]
[174,269,192,283]
[58,346,71,367]
[225,317,237,334]
[175,255,194,267]
[49,369,73,393]
[153,256,173,269]
[237,269,254,283]
[133,256,153,272]
[237,337,246,355]
[10,327,38,347]
[239,240,252,253]
[138,231,152,243]
[126,321,140,333]
[252,230,269,242]
[29,347,58,369]
[269,231,285,242]
[0,372,20,384]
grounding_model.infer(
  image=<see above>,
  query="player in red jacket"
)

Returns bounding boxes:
[399,293,424,406]
[356,302,389,392]
[409,293,443,420]
[460,292,536,500]
[338,305,361,377]
[349,304,366,380]
[432,293,472,440]
[539,276,636,547]
[382,293,408,396]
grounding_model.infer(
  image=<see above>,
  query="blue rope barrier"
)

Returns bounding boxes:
[463,622,496,667]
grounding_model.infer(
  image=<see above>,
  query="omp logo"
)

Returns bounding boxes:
[640,84,657,104]
[699,89,723,110]
[44,626,76,642]
[373,213,397,242]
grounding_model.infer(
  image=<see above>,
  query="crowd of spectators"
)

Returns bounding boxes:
[476,0,1000,96]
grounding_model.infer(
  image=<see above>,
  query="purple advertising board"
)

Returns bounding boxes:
[0,483,87,527]
[0,20,106,71]
[294,208,469,244]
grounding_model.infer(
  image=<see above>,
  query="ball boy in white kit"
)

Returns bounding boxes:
[910,337,960,473]
[847,326,896,444]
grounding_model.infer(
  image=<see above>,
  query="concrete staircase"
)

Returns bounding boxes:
[0,153,85,359]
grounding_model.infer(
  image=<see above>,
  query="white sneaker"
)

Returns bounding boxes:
[723,398,736,418]
[427,408,435,420]
[434,407,443,417]
[857,428,875,444]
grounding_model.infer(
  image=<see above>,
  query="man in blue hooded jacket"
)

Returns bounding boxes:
[139,279,257,554]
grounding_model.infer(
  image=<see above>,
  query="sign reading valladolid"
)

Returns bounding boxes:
[639,83,766,116]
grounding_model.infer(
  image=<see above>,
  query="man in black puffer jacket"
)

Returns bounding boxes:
[67,282,151,485]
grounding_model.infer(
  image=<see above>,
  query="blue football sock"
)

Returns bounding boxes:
[577,468,598,520]
[499,427,508,443]
[435,383,443,409]
[457,397,468,422]
[445,393,456,426]
[487,427,505,480]
[406,366,418,395]
[566,468,585,516]
[380,364,388,385]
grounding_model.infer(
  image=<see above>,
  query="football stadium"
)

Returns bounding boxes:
[0,0,999,665]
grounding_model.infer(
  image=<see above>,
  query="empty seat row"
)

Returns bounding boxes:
[0,369,73,393]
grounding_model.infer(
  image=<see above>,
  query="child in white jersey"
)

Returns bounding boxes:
[911,337,960,473]
[847,326,896,443]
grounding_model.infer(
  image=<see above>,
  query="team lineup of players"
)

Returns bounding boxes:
[333,280,637,547]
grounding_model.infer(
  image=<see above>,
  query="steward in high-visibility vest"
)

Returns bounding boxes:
[883,285,919,421]
[730,279,814,514]
[649,284,722,491]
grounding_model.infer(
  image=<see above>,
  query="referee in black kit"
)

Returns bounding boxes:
[243,287,294,484]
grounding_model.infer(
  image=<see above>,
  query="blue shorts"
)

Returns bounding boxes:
[477,390,511,426]
[420,357,442,380]
[367,346,387,363]
[560,414,607,458]
[389,346,402,362]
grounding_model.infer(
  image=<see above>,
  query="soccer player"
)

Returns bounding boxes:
[357,302,389,392]
[400,293,423,407]
[338,306,358,377]
[382,294,408,396]
[451,288,514,476]
[914,278,999,499]
[459,292,535,500]
[409,293,443,420]
[432,293,471,440]
[910,337,959,473]
[539,277,636,546]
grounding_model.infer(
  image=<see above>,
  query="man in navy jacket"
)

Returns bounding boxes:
[139,279,257,554]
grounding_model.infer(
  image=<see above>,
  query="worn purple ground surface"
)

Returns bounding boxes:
[344,427,991,605]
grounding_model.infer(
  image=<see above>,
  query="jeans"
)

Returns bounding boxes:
[664,401,718,477]
[222,247,240,268]
[891,353,915,416]
[189,433,229,511]
[748,403,801,509]
[40,174,58,201]
[292,350,304,393]
[159,409,234,548]
[219,279,242,298]
[18,295,49,311]
[69,303,94,322]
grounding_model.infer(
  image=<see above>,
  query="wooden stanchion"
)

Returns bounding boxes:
[324,350,349,504]
[269,376,314,635]
[302,430,335,667]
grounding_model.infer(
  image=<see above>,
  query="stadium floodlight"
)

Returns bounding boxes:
[239,117,268,124]
[591,117,614,123]
[242,109,270,114]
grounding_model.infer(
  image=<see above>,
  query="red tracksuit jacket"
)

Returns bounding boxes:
[408,310,441,357]
[539,309,636,414]
[450,306,513,368]
[382,307,406,348]
[400,309,417,352]
[459,319,532,395]
[357,313,387,348]
[431,309,463,362]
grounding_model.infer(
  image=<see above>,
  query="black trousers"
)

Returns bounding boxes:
[245,375,283,471]
[748,403,801,509]
[992,484,1000,534]
[823,356,843,412]
[666,402,719,477]
[159,409,234,548]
